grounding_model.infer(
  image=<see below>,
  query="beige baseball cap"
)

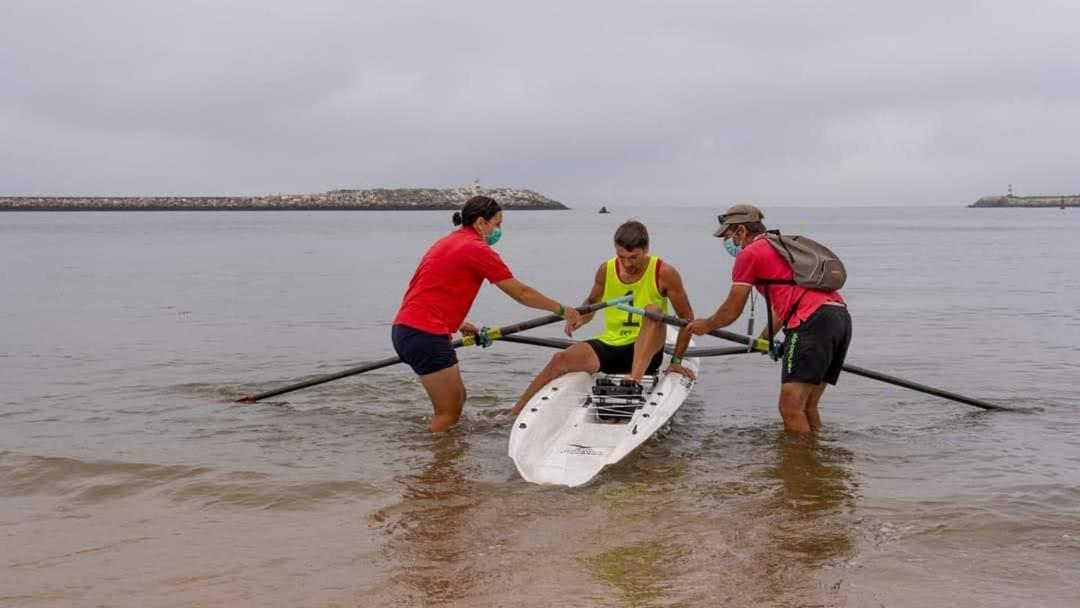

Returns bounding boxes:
[713,204,765,237]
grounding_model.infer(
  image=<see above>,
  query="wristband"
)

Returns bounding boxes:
[557,304,565,317]
[670,355,683,365]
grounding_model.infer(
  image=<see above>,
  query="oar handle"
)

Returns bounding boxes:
[498,334,752,359]
[615,303,773,352]
[615,303,1011,412]
[498,335,577,350]
[683,346,757,358]
[236,295,633,403]
[459,294,632,346]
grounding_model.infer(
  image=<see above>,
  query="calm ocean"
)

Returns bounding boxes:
[1,207,1077,607]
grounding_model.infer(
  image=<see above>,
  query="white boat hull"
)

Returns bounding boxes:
[507,327,699,487]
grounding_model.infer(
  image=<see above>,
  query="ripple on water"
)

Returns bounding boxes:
[0,452,386,512]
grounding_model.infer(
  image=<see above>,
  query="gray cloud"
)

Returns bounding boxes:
[2,0,1078,205]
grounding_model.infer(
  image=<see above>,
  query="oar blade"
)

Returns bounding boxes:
[841,364,1012,412]
[614,303,1014,412]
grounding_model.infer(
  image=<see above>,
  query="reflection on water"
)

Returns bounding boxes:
[376,433,479,606]
[772,433,857,517]
[753,432,859,602]
[581,539,685,608]
[572,429,861,608]
[773,433,858,565]
[577,477,688,608]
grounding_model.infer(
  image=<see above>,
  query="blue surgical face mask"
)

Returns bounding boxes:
[723,237,741,258]
[485,226,502,246]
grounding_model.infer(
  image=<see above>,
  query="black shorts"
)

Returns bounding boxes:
[391,324,458,376]
[780,305,852,385]
[586,339,664,376]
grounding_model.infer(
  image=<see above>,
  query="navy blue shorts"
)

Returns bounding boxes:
[391,324,458,376]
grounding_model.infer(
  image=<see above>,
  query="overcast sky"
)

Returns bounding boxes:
[2,1,1078,206]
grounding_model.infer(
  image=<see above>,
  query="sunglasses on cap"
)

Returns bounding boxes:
[717,213,753,225]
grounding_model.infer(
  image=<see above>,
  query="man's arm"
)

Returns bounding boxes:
[686,284,753,337]
[579,263,607,325]
[658,264,695,359]
[659,263,694,320]
[706,284,752,330]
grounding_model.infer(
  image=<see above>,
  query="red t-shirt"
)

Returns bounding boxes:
[393,227,514,335]
[731,235,845,329]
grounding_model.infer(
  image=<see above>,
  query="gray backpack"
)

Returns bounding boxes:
[763,231,846,291]
[757,230,846,329]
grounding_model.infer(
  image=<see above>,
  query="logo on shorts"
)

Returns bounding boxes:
[786,332,798,374]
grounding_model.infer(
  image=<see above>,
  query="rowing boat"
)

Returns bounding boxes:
[507,326,699,486]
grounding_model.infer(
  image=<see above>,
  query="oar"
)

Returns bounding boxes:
[499,334,751,358]
[833,363,1012,411]
[235,295,633,403]
[499,335,576,349]
[615,303,1011,412]
[685,346,757,358]
[615,303,773,351]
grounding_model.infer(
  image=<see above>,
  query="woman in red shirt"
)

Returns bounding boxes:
[392,196,583,432]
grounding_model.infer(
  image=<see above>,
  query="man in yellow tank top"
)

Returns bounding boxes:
[508,221,695,415]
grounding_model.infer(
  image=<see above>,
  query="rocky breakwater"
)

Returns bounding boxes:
[0,187,569,211]
[970,194,1079,208]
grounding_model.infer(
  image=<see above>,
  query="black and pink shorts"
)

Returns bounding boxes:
[780,305,852,385]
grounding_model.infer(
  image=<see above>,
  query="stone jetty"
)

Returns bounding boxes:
[0,187,569,211]
[970,193,1079,208]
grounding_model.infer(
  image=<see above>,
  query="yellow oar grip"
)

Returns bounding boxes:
[461,327,502,347]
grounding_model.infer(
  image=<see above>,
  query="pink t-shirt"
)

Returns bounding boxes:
[731,235,845,330]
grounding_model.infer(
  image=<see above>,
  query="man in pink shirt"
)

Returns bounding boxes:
[675,204,852,433]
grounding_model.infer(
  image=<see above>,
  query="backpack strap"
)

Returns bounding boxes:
[757,284,808,335]
[762,283,775,340]
[781,290,806,329]
[756,279,796,285]
[756,230,807,331]
[768,229,800,266]
[755,278,806,333]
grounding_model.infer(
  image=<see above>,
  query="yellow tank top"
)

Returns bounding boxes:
[597,256,669,346]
